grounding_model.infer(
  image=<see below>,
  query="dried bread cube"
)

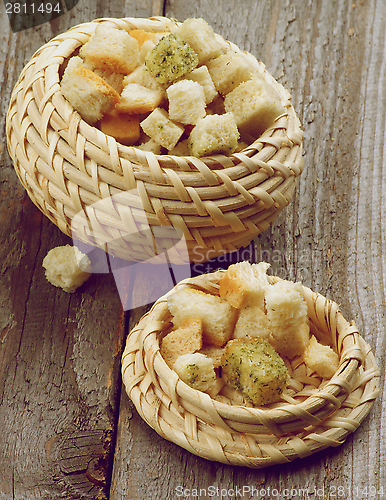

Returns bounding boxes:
[139,39,157,64]
[198,345,225,369]
[174,18,222,64]
[79,24,139,74]
[303,335,339,379]
[167,287,237,347]
[128,29,156,48]
[140,108,184,150]
[224,77,285,138]
[42,245,91,293]
[265,280,308,329]
[233,304,272,339]
[221,337,288,406]
[81,61,125,94]
[135,136,163,154]
[181,66,218,104]
[271,322,310,359]
[173,352,217,392]
[168,139,190,156]
[122,64,165,93]
[219,261,270,309]
[166,80,206,125]
[206,52,257,95]
[61,57,120,124]
[100,110,140,145]
[145,33,199,84]
[188,113,239,158]
[160,317,203,368]
[116,83,164,114]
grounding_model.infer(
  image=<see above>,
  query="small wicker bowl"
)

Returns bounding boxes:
[6,17,304,264]
[121,270,379,468]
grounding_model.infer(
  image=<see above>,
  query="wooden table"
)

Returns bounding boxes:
[1,0,385,498]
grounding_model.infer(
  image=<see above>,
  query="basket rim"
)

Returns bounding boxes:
[121,270,380,466]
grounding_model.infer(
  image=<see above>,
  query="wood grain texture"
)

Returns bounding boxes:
[0,0,385,498]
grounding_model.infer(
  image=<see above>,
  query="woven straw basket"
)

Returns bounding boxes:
[121,270,379,468]
[6,17,304,264]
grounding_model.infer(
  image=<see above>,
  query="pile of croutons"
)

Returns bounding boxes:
[161,261,339,407]
[60,18,285,157]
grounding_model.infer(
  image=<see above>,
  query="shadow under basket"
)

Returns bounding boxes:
[121,271,379,468]
[6,17,304,265]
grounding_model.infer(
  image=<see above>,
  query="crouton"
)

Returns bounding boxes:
[61,57,120,124]
[173,352,217,392]
[271,322,310,359]
[174,18,222,64]
[122,64,165,93]
[140,108,185,150]
[233,304,272,339]
[100,110,140,145]
[221,337,288,406]
[128,29,156,48]
[79,24,139,74]
[206,52,257,95]
[168,138,190,156]
[219,261,270,309]
[198,345,225,369]
[115,83,164,114]
[166,80,206,125]
[145,33,199,84]
[224,77,285,138]
[181,66,218,104]
[265,280,308,330]
[135,136,163,154]
[303,335,339,379]
[188,113,239,158]
[160,317,203,368]
[167,287,237,347]
[42,245,91,293]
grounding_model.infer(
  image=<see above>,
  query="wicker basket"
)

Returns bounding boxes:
[121,270,379,467]
[6,17,304,264]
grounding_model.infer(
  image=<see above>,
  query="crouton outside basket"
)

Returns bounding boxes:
[121,271,379,468]
[6,16,304,265]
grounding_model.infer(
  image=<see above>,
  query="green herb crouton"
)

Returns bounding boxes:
[145,33,199,84]
[221,337,288,406]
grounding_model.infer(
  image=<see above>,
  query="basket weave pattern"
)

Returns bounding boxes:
[121,272,379,467]
[6,17,304,263]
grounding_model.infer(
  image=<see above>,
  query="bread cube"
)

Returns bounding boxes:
[265,280,308,329]
[167,287,237,347]
[166,80,206,125]
[221,337,288,406]
[271,322,310,359]
[122,64,165,93]
[160,317,203,368]
[79,24,139,74]
[168,139,190,156]
[182,66,218,104]
[139,39,157,64]
[145,33,199,84]
[188,113,239,158]
[173,352,217,392]
[219,261,270,309]
[224,77,285,138]
[61,57,120,124]
[233,305,272,339]
[198,345,225,369]
[100,110,140,145]
[116,83,164,114]
[128,29,156,48]
[42,245,91,293]
[206,52,257,95]
[303,336,339,379]
[135,137,163,154]
[140,108,185,150]
[174,18,222,64]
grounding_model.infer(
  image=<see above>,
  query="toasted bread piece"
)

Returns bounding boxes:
[160,317,203,368]
[198,345,225,369]
[42,245,91,293]
[61,56,120,124]
[79,24,139,74]
[174,18,222,64]
[271,322,310,359]
[206,52,257,95]
[173,352,217,392]
[122,64,165,93]
[265,280,308,330]
[140,108,185,150]
[188,113,239,158]
[167,80,206,125]
[116,83,164,114]
[167,287,237,347]
[221,337,288,406]
[128,29,156,48]
[233,304,272,339]
[100,110,140,145]
[181,66,218,104]
[224,77,285,138]
[303,335,339,378]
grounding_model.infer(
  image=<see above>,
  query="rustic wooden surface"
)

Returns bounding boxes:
[0,0,385,498]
